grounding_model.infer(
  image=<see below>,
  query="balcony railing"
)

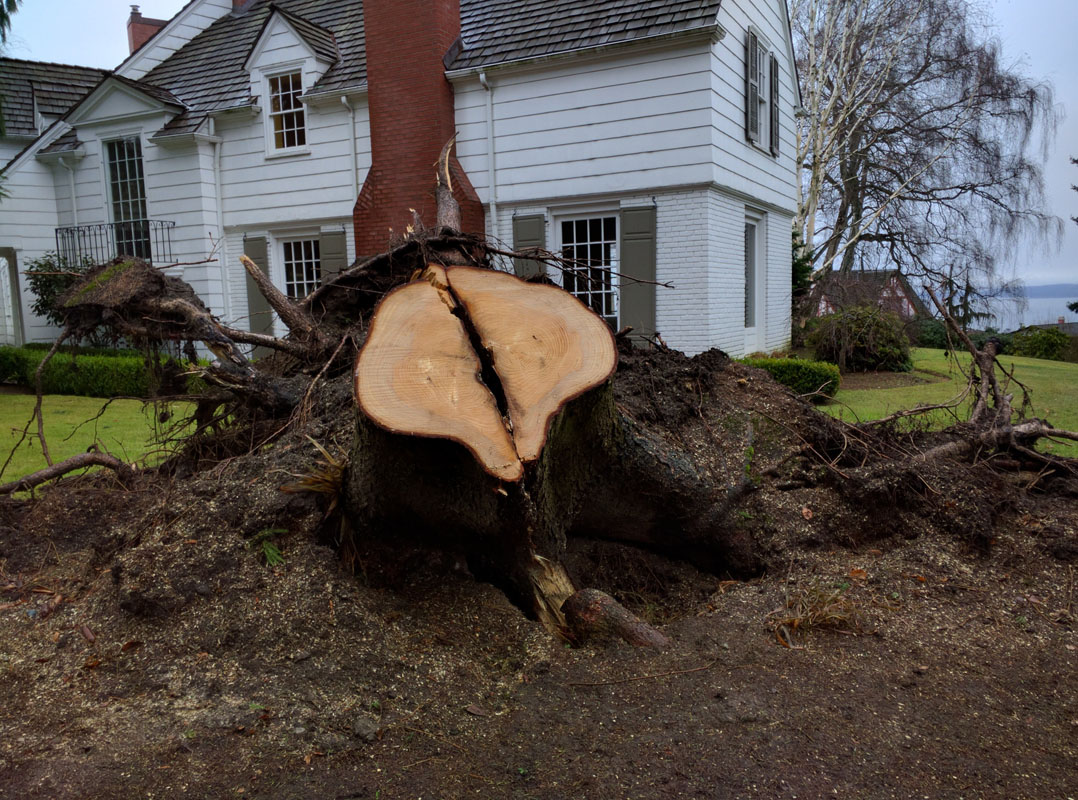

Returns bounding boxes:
[55,219,175,267]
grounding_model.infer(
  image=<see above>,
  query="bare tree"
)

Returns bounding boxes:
[792,0,1061,299]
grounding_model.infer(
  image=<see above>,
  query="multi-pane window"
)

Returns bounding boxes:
[268,72,306,150]
[560,216,618,327]
[106,137,151,259]
[282,239,320,299]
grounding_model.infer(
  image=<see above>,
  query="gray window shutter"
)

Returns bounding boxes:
[511,214,546,278]
[319,230,348,283]
[619,207,656,340]
[769,54,780,156]
[243,236,273,358]
[745,31,759,142]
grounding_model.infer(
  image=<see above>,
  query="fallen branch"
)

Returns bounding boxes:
[239,254,328,348]
[914,420,1078,466]
[0,451,134,495]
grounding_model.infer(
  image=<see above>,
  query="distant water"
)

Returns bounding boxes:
[987,294,1078,332]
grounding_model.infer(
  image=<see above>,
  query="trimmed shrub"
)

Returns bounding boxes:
[22,342,140,357]
[24,252,114,347]
[741,357,841,402]
[0,346,201,397]
[1010,327,1070,361]
[810,306,912,373]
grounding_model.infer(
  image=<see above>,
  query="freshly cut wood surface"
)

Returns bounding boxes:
[445,266,617,462]
[355,266,523,482]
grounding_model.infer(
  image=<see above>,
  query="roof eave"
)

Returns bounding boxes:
[301,83,368,104]
[36,146,87,163]
[445,22,724,79]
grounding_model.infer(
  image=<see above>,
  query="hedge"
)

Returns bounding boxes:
[740,357,841,402]
[0,346,198,398]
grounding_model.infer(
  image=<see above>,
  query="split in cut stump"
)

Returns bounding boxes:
[354,265,616,480]
[445,266,617,463]
[354,265,522,481]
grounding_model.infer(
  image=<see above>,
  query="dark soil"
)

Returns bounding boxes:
[0,349,1075,799]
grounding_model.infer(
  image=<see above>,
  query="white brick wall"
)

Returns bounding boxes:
[490,186,791,357]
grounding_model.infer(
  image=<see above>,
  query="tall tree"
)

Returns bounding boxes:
[792,0,1061,297]
[0,0,20,44]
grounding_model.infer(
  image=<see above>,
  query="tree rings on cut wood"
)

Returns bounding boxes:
[445,266,617,463]
[354,265,523,482]
[354,265,617,481]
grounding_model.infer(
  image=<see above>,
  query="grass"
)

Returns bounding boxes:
[0,393,182,485]
[822,348,1078,455]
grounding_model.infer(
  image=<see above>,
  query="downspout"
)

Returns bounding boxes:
[208,117,232,321]
[340,95,359,200]
[58,156,78,226]
[479,71,498,238]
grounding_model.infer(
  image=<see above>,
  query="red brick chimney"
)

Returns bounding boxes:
[353,0,485,257]
[127,5,167,54]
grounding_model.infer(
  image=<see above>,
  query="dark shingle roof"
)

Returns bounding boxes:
[13,0,721,142]
[0,58,107,138]
[38,127,83,155]
[111,74,188,108]
[140,1,364,136]
[813,270,931,317]
[273,6,340,65]
[452,0,722,70]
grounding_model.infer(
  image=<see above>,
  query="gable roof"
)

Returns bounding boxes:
[0,58,107,138]
[270,6,341,64]
[812,270,930,317]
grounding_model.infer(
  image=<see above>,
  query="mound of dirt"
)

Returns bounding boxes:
[0,347,1075,799]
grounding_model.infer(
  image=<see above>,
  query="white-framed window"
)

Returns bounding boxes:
[268,71,306,150]
[558,215,619,328]
[105,136,151,259]
[281,238,320,298]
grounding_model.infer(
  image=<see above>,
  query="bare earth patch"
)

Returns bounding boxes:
[0,354,1075,799]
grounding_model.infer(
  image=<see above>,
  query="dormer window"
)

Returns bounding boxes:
[268,71,306,150]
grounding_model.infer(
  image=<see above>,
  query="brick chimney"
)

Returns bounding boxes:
[127,5,167,54]
[353,0,485,257]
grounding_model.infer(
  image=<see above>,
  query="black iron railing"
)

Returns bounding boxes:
[55,220,175,267]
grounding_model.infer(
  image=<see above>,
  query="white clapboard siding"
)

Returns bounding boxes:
[117,0,234,81]
[0,156,64,341]
[217,101,369,227]
[0,140,28,164]
[454,44,715,203]
[709,0,799,212]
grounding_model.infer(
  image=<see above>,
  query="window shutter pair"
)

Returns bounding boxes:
[746,34,781,157]
[745,31,760,142]
[512,210,656,340]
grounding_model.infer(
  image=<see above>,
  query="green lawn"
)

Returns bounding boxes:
[822,348,1078,455]
[0,394,182,485]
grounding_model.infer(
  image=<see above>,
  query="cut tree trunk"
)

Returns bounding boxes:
[347,265,759,639]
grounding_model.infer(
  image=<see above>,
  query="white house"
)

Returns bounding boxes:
[0,0,798,356]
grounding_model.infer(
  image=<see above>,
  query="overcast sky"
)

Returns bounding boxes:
[4,0,1076,288]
